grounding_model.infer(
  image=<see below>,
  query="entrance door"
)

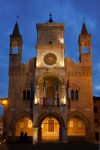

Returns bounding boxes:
[41,117,60,142]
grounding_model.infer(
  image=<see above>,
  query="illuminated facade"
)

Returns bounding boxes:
[5,16,95,143]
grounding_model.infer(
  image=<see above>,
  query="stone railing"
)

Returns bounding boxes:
[35,98,66,107]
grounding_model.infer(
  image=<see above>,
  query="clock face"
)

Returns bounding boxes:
[41,51,60,68]
[44,53,57,65]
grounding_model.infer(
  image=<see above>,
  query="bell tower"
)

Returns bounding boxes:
[9,22,23,66]
[10,22,23,54]
[36,14,65,68]
[78,22,91,63]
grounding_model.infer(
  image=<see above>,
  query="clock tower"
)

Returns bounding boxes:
[36,15,65,68]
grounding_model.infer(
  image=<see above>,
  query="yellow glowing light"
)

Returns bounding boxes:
[15,117,33,136]
[62,60,64,67]
[59,37,64,44]
[36,60,39,67]
[69,121,74,128]
[34,94,38,104]
[62,96,66,104]
[1,100,8,105]
[41,117,60,141]
[28,120,32,128]
[59,60,64,67]
[67,118,86,136]
[20,122,24,128]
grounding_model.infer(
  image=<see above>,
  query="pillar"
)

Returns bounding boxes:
[33,127,38,143]
[61,127,68,143]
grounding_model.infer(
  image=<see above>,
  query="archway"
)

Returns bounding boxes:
[15,116,33,136]
[41,116,60,142]
[36,113,65,142]
[67,118,86,136]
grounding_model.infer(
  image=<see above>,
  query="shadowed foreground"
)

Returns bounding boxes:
[0,143,99,150]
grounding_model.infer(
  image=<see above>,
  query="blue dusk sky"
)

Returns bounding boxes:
[0,0,100,99]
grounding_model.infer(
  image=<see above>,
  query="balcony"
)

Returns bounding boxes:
[33,98,67,118]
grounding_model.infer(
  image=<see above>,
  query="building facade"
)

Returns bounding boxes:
[93,96,100,144]
[5,16,95,143]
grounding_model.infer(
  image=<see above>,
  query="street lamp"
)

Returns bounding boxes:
[0,99,8,106]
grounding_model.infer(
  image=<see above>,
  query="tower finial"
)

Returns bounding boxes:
[48,12,53,23]
[12,21,20,36]
[81,17,88,34]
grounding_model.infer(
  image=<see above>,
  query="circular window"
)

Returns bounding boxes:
[44,53,57,65]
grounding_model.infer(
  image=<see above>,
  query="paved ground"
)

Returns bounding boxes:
[0,143,99,150]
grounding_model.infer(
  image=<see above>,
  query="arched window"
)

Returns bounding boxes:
[75,90,78,100]
[27,90,30,100]
[12,47,19,54]
[82,46,89,54]
[23,90,26,100]
[71,90,74,100]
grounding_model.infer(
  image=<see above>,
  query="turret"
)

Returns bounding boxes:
[78,22,91,62]
[10,22,23,55]
[9,22,23,66]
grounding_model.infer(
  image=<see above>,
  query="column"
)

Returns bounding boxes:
[61,127,68,143]
[33,127,38,143]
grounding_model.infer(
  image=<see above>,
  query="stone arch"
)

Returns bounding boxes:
[10,112,33,136]
[35,112,65,128]
[35,112,65,142]
[68,111,90,128]
[37,73,64,84]
[67,111,90,138]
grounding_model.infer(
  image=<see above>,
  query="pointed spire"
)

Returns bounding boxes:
[12,22,20,36]
[48,13,53,24]
[81,22,88,34]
